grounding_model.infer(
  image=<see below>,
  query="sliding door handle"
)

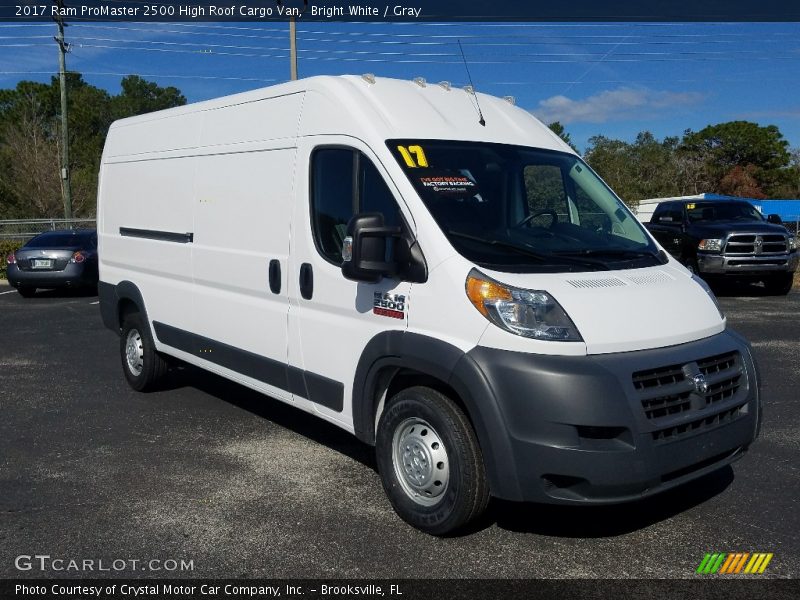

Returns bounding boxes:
[299,263,313,300]
[268,259,281,294]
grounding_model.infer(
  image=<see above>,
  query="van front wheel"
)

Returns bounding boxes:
[120,313,168,392]
[376,386,489,535]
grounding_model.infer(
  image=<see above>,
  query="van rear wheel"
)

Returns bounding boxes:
[376,386,489,535]
[120,312,168,392]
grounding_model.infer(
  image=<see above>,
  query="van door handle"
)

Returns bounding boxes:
[268,259,281,294]
[299,263,313,300]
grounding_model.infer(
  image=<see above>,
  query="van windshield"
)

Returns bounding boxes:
[388,140,662,272]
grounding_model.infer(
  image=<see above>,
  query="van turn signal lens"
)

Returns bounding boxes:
[465,269,582,342]
[466,275,512,317]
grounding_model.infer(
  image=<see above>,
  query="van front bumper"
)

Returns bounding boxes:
[459,330,760,504]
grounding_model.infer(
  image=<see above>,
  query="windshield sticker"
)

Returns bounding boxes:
[687,203,696,210]
[417,170,481,199]
[397,145,429,168]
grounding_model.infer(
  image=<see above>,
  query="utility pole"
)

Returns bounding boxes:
[53,0,72,220]
[277,1,306,81]
[289,17,298,80]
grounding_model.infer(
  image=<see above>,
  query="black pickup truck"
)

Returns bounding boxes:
[645,199,798,294]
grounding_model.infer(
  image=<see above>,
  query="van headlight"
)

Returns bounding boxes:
[465,269,582,341]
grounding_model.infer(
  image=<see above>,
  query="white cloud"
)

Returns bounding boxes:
[532,87,705,125]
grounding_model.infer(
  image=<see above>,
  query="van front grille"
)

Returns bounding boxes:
[632,351,745,440]
[651,403,748,442]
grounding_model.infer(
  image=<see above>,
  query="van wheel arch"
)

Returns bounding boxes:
[374,368,470,440]
[352,331,524,502]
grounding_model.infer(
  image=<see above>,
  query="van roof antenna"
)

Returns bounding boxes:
[458,40,485,127]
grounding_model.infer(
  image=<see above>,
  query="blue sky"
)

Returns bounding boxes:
[1,21,799,152]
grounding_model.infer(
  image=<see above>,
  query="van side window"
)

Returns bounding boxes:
[311,148,401,264]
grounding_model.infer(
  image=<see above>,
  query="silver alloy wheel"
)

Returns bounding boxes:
[391,417,450,506]
[125,328,144,377]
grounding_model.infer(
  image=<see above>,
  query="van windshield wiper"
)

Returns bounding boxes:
[446,231,609,270]
[555,248,660,260]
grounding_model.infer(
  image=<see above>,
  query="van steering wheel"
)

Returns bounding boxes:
[517,209,559,228]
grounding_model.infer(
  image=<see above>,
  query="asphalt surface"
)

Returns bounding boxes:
[0,280,798,580]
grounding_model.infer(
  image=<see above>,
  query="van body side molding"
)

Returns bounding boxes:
[120,227,194,244]
[152,321,344,412]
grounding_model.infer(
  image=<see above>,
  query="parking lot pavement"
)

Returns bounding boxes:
[0,280,798,580]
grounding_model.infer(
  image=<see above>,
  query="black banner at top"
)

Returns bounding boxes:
[3,0,800,22]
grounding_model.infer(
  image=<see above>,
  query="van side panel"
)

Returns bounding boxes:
[199,93,303,146]
[191,147,295,381]
[104,112,202,158]
[186,93,304,402]
[99,155,196,334]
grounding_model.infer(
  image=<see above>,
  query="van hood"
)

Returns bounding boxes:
[480,262,725,355]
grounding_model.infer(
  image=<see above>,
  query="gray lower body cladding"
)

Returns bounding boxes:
[459,330,759,504]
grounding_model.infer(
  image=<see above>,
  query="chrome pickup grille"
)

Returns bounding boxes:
[726,233,788,256]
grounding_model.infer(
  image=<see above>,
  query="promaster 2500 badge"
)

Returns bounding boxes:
[373,292,406,320]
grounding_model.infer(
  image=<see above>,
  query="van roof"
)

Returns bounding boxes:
[107,75,572,155]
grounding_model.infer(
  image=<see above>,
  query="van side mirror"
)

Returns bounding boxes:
[767,214,783,225]
[341,213,401,283]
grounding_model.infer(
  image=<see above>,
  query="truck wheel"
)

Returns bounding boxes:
[376,386,489,535]
[765,273,794,296]
[17,286,36,298]
[120,312,168,392]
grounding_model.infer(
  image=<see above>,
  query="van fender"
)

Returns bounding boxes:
[98,280,149,335]
[352,331,522,500]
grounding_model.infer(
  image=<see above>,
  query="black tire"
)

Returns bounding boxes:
[764,273,794,296]
[17,286,36,298]
[376,386,489,535]
[120,312,169,392]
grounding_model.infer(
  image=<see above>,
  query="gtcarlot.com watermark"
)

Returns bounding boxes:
[14,554,194,573]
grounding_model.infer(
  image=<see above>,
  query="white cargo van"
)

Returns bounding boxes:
[98,75,760,534]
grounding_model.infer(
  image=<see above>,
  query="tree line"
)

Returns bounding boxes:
[549,121,800,208]
[0,72,798,219]
[0,74,185,219]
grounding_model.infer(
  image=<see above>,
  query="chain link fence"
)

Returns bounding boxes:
[0,218,96,241]
[783,215,800,236]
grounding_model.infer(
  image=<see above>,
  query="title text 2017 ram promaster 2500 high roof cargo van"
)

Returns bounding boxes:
[98,75,761,535]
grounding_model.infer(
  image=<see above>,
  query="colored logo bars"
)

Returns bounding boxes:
[696,553,773,575]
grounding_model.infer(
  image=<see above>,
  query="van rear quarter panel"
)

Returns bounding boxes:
[99,155,196,333]
[99,92,304,348]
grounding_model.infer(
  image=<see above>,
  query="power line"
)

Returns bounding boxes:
[69,42,800,63]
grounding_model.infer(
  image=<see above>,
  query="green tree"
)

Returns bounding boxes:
[583,135,638,206]
[111,76,186,120]
[0,74,186,219]
[547,121,578,152]
[679,121,791,197]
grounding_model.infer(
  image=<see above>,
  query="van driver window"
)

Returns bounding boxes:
[311,148,401,264]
